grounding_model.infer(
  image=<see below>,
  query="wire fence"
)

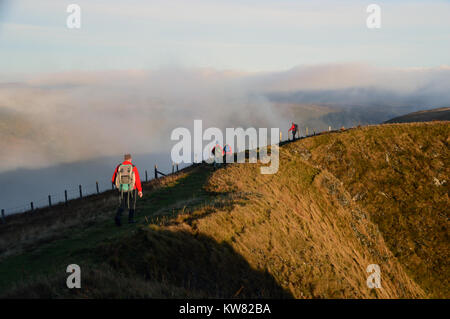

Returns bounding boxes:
[0,162,185,222]
[0,124,348,223]
[2,183,103,216]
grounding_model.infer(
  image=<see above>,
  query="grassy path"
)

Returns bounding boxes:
[0,166,213,293]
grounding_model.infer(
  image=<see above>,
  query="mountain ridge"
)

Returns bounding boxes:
[0,121,448,298]
[384,107,450,123]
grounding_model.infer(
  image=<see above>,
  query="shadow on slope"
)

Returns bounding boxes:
[99,227,293,298]
[2,227,293,298]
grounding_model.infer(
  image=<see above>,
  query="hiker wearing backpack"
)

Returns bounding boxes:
[223,144,232,166]
[211,143,223,169]
[111,154,143,226]
[289,122,299,140]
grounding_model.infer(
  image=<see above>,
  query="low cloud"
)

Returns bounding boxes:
[1,64,449,172]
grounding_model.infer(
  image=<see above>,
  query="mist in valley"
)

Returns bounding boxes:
[1,63,450,213]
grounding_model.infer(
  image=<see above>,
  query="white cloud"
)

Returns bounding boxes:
[1,63,449,172]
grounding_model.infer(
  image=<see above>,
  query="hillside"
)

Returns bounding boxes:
[0,122,448,298]
[298,122,449,298]
[384,107,450,124]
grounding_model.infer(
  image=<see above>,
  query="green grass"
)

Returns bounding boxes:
[0,166,213,293]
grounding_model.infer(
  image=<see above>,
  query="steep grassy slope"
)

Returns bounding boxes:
[297,122,449,298]
[192,152,424,298]
[0,122,447,298]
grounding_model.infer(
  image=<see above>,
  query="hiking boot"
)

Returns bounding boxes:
[115,207,124,227]
[115,215,122,226]
[128,209,136,224]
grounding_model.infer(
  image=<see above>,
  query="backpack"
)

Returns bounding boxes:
[115,164,136,192]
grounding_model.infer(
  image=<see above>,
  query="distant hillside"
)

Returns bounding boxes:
[384,107,450,123]
[299,122,449,298]
[0,122,448,298]
[275,102,425,132]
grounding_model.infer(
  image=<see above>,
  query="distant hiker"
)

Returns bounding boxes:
[112,154,143,226]
[211,143,223,169]
[289,122,299,140]
[223,144,232,157]
[223,144,232,166]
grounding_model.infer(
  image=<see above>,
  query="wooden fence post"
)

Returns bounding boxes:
[1,209,5,224]
[48,195,52,207]
[30,202,34,212]
[154,165,158,179]
[145,170,148,182]
[177,163,179,172]
[306,127,308,136]
[65,190,68,206]
[79,185,83,199]
[96,181,100,194]
[172,163,174,174]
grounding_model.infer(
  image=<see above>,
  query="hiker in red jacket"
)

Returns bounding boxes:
[211,143,223,169]
[289,122,299,140]
[112,154,143,226]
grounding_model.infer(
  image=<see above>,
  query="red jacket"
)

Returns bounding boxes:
[211,144,223,156]
[112,161,142,192]
[289,123,298,132]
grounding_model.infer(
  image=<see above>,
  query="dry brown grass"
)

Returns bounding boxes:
[182,149,424,298]
[99,141,426,298]
[296,121,449,298]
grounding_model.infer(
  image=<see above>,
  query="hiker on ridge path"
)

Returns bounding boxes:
[289,122,299,140]
[112,154,143,226]
[211,143,223,169]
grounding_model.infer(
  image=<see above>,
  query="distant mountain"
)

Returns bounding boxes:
[384,107,450,123]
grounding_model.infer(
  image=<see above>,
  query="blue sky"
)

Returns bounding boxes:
[0,0,449,74]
